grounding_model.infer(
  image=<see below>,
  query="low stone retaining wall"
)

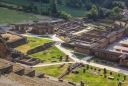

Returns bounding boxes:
[61,42,74,49]
[15,55,41,66]
[6,32,27,48]
[27,42,55,55]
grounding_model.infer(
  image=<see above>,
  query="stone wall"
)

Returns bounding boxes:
[27,42,55,55]
[74,46,91,55]
[14,68,25,75]
[15,55,41,66]
[119,58,128,67]
[61,42,74,48]
[125,29,128,35]
[5,32,27,48]
[0,65,13,74]
[92,49,121,62]
[98,39,108,49]
[0,35,11,60]
[107,33,117,44]
[25,70,35,77]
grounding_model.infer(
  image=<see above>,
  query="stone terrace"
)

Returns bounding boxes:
[0,58,74,86]
[54,20,85,37]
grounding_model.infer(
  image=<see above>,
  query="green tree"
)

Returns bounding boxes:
[58,11,72,20]
[50,0,57,15]
[98,6,104,18]
[86,5,98,21]
[66,0,82,8]
[34,6,38,13]
[57,0,62,5]
[113,2,125,9]
[106,6,123,21]
[39,0,43,14]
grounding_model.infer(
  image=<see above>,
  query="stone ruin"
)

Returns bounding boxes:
[1,32,27,48]
[0,58,74,86]
[14,54,41,66]
[59,63,84,79]
[11,22,55,35]
[0,34,11,61]
[27,42,55,55]
[54,20,85,37]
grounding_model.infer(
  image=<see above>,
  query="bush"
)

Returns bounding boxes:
[58,11,72,20]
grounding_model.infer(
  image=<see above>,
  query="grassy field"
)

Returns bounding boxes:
[34,64,70,78]
[29,46,73,63]
[0,7,42,23]
[15,37,52,54]
[34,64,128,86]
[90,57,116,67]
[64,65,128,86]
[2,0,86,17]
[73,53,86,59]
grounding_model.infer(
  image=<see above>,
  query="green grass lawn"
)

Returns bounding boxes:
[90,57,116,67]
[33,64,128,86]
[2,0,87,17]
[29,46,73,63]
[15,37,52,54]
[0,7,42,23]
[64,65,128,86]
[34,64,70,78]
[73,53,86,59]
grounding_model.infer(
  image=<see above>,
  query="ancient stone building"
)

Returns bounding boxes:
[92,49,121,62]
[73,28,125,54]
[12,22,55,35]
[119,54,128,67]
[59,21,128,66]
[0,58,73,86]
[1,32,27,48]
[12,24,29,31]
[0,35,11,60]
[32,25,54,34]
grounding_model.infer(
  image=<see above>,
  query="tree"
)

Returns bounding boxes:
[50,0,58,15]
[66,0,82,8]
[86,5,98,21]
[58,11,72,20]
[106,6,123,21]
[84,3,92,10]
[34,6,38,13]
[113,2,125,9]
[57,0,62,5]
[98,6,104,18]
[39,0,43,14]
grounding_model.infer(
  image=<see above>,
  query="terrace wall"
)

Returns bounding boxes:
[5,32,27,48]
[61,43,74,48]
[98,39,109,49]
[0,65,13,74]
[92,49,121,62]
[125,29,128,35]
[108,34,117,44]
[0,35,11,60]
[27,42,55,55]
[74,46,91,54]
